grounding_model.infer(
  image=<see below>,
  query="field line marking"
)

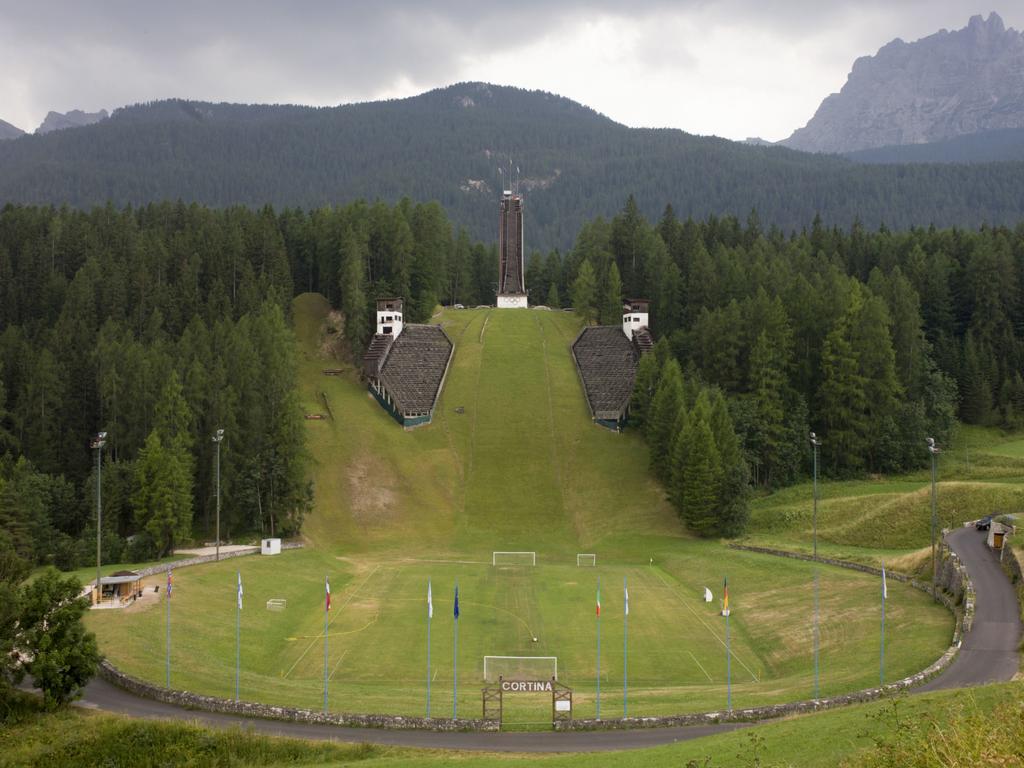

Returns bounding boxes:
[329,649,350,680]
[688,650,714,683]
[399,558,489,565]
[478,310,491,343]
[649,566,760,683]
[282,564,381,679]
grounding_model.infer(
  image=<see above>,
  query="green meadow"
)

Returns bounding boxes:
[85,297,953,726]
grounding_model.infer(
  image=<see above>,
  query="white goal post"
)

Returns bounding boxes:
[492,551,536,566]
[483,656,558,682]
[266,598,287,611]
[576,553,596,566]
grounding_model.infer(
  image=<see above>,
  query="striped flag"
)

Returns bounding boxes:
[453,585,459,620]
[882,566,887,600]
[325,576,331,612]
[237,572,243,610]
[427,581,433,619]
[624,581,629,616]
[167,568,172,598]
[596,583,601,616]
[723,576,729,613]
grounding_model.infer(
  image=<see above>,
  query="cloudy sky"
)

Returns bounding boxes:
[0,3,1019,141]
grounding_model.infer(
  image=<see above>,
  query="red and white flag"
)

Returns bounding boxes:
[596,583,601,617]
[325,576,331,612]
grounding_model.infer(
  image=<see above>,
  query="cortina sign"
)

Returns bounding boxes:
[500,679,553,693]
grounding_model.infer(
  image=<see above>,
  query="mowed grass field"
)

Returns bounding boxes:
[86,544,949,723]
[85,296,952,725]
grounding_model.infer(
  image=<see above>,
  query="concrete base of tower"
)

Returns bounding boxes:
[496,293,528,309]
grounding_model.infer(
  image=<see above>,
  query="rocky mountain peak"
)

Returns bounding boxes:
[782,13,1024,154]
[36,108,109,135]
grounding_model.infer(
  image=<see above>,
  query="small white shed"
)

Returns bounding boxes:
[261,538,282,555]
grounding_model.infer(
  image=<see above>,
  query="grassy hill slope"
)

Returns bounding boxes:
[294,294,680,558]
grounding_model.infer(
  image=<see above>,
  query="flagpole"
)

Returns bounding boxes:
[880,565,886,687]
[165,569,171,689]
[596,576,601,721]
[426,580,432,718]
[623,576,628,718]
[725,575,731,713]
[453,582,459,720]
[235,571,241,702]
[323,575,329,714]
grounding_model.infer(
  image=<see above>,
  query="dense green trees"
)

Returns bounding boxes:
[1,194,1023,549]
[0,539,99,712]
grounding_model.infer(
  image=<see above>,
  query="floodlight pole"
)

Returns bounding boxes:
[212,429,224,561]
[809,432,821,699]
[810,432,821,560]
[927,438,940,602]
[91,432,107,601]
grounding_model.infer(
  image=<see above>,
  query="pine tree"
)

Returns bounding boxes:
[545,282,560,308]
[599,261,623,324]
[570,260,598,324]
[708,389,750,536]
[648,359,684,482]
[679,414,721,536]
[339,227,369,356]
[817,306,869,475]
[630,352,662,433]
[132,431,192,557]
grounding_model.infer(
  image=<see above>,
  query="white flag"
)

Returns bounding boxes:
[882,566,887,600]
[704,587,713,603]
[237,571,243,610]
[624,582,629,616]
[427,580,433,619]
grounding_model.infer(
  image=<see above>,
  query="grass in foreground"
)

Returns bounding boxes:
[2,684,1020,767]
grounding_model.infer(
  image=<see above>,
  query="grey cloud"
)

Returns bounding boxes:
[0,2,1022,134]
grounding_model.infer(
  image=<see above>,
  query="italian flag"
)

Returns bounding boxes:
[325,576,331,612]
[596,584,601,617]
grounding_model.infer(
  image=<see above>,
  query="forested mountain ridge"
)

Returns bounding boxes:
[3,82,1024,250]
[845,127,1024,164]
[784,13,1024,154]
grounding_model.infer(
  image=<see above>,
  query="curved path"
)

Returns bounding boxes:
[76,528,1019,753]
[918,526,1021,692]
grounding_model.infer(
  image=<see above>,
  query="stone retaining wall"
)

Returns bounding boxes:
[555,540,972,732]
[133,541,304,578]
[98,661,496,731]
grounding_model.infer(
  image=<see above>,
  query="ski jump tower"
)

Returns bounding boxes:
[497,189,527,308]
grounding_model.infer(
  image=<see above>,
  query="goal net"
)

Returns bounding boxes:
[492,551,536,566]
[483,656,558,682]
[576,553,596,566]
[266,598,287,612]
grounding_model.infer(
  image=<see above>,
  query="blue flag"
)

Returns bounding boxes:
[454,585,460,620]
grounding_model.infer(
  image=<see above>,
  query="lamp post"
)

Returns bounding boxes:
[927,437,940,601]
[809,431,822,699]
[91,432,108,600]
[809,432,821,559]
[213,429,224,561]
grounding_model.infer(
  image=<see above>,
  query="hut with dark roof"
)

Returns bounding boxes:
[571,299,653,431]
[363,298,454,428]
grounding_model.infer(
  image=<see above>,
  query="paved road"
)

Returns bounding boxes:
[75,527,1019,753]
[76,675,749,752]
[918,526,1021,692]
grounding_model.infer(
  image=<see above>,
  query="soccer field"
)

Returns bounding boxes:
[86,544,950,724]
